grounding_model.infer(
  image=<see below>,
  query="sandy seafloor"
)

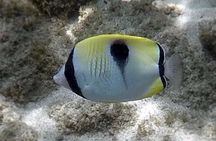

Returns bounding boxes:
[0,0,216,141]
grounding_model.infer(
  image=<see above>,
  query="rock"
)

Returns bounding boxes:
[199,20,216,60]
[0,0,39,18]
[49,101,135,135]
[0,0,63,103]
[29,0,92,17]
[72,0,171,41]
[0,32,9,43]
[0,122,38,141]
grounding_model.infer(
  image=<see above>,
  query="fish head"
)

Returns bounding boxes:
[53,64,71,90]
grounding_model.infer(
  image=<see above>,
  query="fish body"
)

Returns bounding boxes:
[54,34,182,102]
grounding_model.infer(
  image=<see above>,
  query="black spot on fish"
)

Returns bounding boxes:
[64,48,85,98]
[110,40,129,87]
[111,40,129,61]
[157,43,167,88]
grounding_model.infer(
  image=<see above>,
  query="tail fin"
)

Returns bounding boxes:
[164,54,183,91]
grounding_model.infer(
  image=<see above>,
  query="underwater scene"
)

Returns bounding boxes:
[0,0,216,140]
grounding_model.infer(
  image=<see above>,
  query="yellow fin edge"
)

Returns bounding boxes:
[144,77,164,98]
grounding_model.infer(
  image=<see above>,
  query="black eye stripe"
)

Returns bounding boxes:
[64,48,85,98]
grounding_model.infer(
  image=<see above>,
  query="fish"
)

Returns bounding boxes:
[53,34,182,102]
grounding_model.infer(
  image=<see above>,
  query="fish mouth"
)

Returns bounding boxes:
[53,65,64,84]
[52,65,71,90]
[53,74,59,84]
